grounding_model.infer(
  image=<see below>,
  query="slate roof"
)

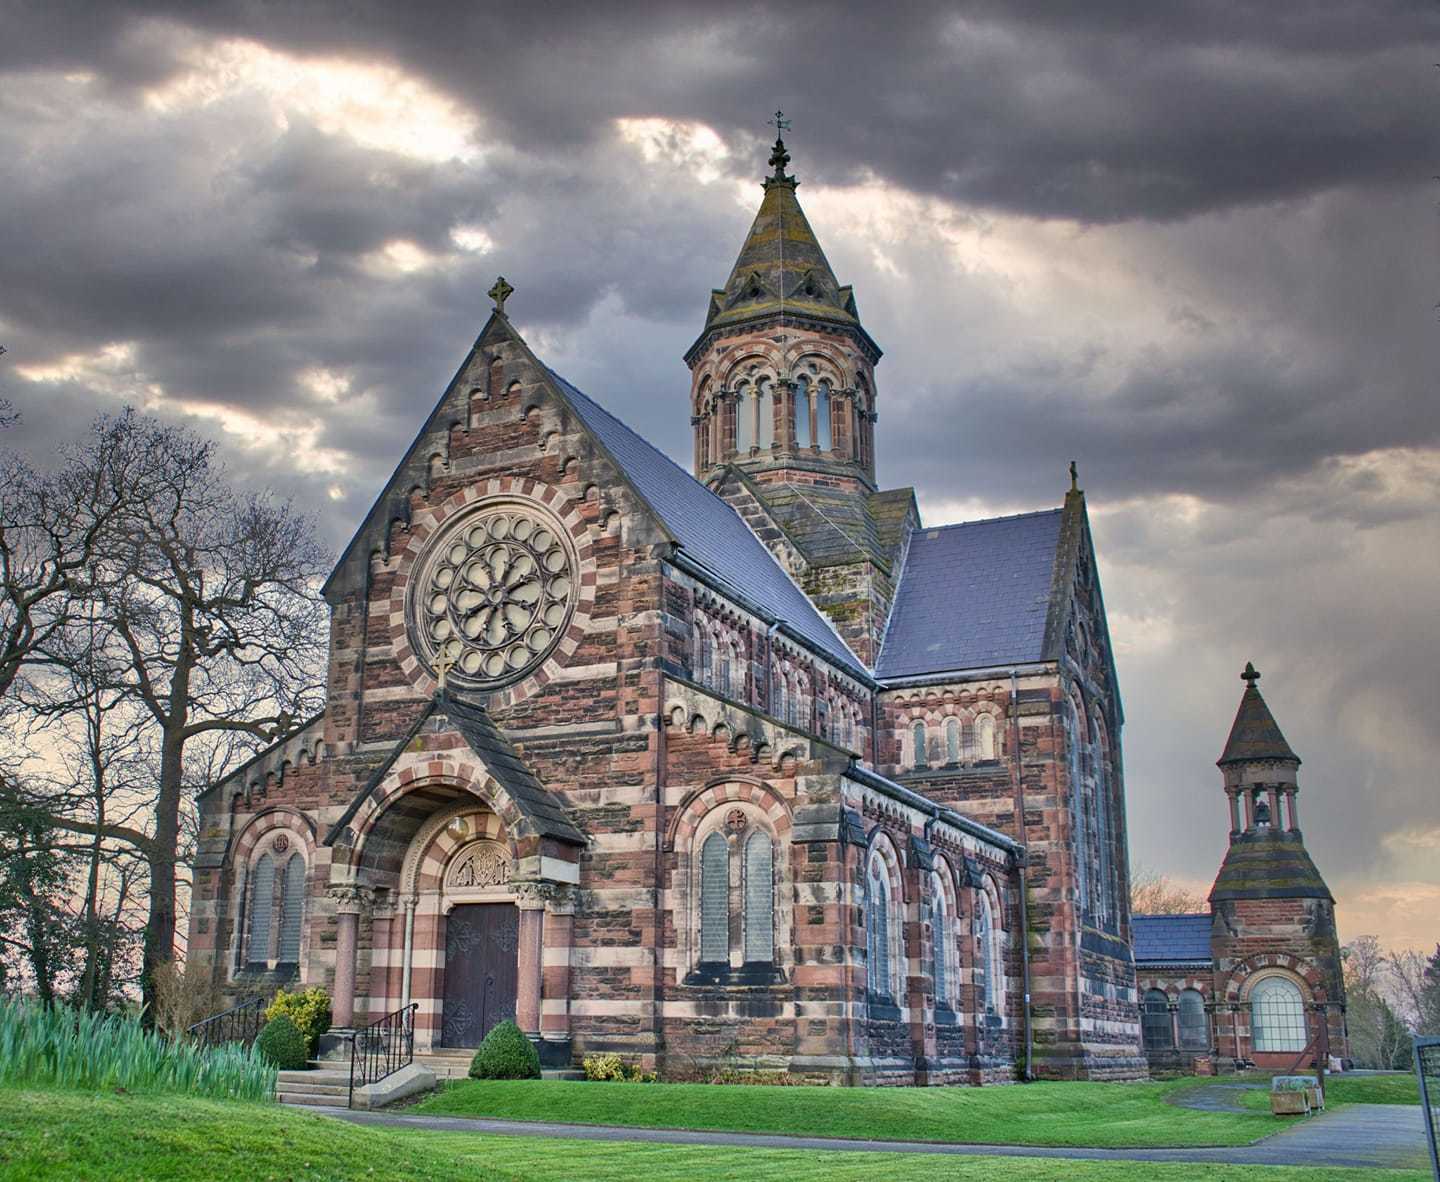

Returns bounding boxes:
[1209,832,1332,903]
[547,370,867,678]
[1219,682,1300,766]
[875,509,1064,679]
[1131,914,1213,965]
[324,694,585,847]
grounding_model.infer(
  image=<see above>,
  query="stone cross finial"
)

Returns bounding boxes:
[488,275,514,315]
[434,651,457,691]
[1069,460,1079,492]
[1241,661,1261,687]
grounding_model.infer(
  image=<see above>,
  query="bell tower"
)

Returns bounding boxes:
[685,125,882,494]
[1208,662,1347,1066]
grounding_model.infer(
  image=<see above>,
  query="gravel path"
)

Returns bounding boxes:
[315,1101,1429,1170]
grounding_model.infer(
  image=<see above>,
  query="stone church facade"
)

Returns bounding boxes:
[184,132,1303,1086]
[1133,666,1348,1073]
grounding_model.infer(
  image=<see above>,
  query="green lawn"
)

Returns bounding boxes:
[415,1076,1284,1148]
[0,1087,1429,1182]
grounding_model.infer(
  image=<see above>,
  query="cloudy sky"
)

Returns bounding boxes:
[3,2,1437,950]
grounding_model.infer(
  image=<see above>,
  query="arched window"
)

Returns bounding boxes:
[816,380,832,450]
[945,718,960,764]
[975,888,995,1013]
[793,375,811,448]
[912,721,928,769]
[1179,990,1209,1050]
[977,713,997,760]
[775,671,789,723]
[866,858,893,1002]
[246,852,275,966]
[743,829,774,963]
[719,643,732,697]
[277,853,305,964]
[932,874,953,1008]
[757,378,774,450]
[1142,990,1174,1050]
[1251,976,1307,1052]
[700,629,713,688]
[961,717,975,761]
[735,382,754,452]
[699,832,729,964]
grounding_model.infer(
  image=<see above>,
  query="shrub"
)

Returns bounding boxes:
[255,1015,308,1071]
[149,960,223,1040]
[264,988,331,1056]
[582,1053,655,1083]
[0,998,274,1101]
[468,1021,540,1080]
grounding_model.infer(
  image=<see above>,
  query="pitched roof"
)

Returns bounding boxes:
[547,370,868,678]
[323,695,585,847]
[1131,914,1212,965]
[875,509,1064,679]
[1219,681,1300,765]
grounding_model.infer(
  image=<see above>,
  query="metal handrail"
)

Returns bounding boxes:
[186,996,266,1049]
[348,1003,418,1108]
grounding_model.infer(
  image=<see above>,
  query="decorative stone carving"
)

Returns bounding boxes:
[409,502,576,689]
[513,880,577,913]
[327,884,368,915]
[272,834,290,854]
[445,841,511,891]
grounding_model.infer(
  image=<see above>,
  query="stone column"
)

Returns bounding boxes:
[1285,789,1300,832]
[542,886,577,1046]
[514,883,547,1037]
[400,899,417,1010]
[1226,790,1241,835]
[330,887,365,1028]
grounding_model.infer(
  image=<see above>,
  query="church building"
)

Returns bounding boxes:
[187,131,1156,1084]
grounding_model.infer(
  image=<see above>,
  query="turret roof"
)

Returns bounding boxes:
[691,137,874,353]
[1218,664,1300,766]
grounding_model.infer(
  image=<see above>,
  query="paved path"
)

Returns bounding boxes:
[1169,1082,1262,1114]
[315,1102,1429,1170]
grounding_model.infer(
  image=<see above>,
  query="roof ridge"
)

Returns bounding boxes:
[919,506,1065,533]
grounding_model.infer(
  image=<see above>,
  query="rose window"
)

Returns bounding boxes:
[411,505,576,687]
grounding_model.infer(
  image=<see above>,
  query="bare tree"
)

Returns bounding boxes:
[18,411,330,1016]
[0,410,148,704]
[1129,863,1207,915]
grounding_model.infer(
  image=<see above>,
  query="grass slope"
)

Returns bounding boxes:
[0,1087,1429,1182]
[416,1076,1280,1148]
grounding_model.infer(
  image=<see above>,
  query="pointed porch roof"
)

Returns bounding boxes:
[1218,663,1300,766]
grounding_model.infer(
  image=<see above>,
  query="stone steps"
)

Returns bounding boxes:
[276,1064,350,1107]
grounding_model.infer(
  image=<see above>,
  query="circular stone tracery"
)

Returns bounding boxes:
[410,503,576,688]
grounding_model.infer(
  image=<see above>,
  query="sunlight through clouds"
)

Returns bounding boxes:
[143,33,482,164]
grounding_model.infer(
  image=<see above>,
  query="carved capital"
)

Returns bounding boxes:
[328,885,368,916]
[512,880,576,914]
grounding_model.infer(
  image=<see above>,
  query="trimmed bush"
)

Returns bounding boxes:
[582,1053,655,1083]
[256,1015,308,1071]
[264,988,331,1056]
[468,1021,540,1080]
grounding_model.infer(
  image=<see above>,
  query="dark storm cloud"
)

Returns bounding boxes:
[6,0,1437,222]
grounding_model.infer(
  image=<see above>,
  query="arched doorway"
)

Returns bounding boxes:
[394,804,521,1051]
[438,839,519,1046]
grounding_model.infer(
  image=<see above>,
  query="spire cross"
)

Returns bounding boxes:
[1069,460,1079,492]
[488,275,514,315]
[1241,661,1261,687]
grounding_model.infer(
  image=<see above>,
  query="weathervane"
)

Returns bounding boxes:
[765,110,795,185]
[488,275,514,315]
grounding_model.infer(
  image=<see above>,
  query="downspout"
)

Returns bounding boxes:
[653,671,667,1064]
[1010,668,1034,1081]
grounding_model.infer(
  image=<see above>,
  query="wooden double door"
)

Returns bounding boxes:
[441,902,519,1047]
